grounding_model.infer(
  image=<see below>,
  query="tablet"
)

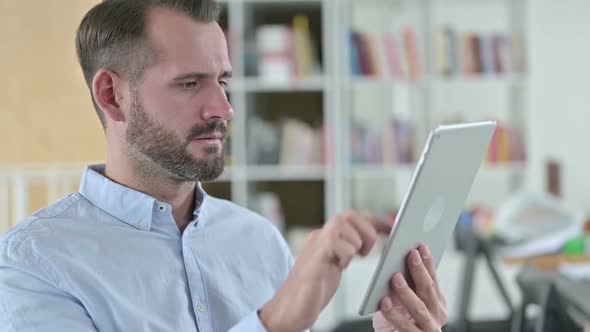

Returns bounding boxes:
[358,121,496,316]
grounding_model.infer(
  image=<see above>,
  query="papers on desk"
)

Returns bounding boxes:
[497,222,582,258]
[559,263,590,281]
[494,192,584,258]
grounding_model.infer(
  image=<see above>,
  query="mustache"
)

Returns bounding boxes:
[186,121,227,141]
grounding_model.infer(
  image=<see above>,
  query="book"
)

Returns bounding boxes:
[352,32,371,76]
[279,119,323,165]
[479,35,495,74]
[445,27,460,75]
[292,15,315,78]
[403,26,422,81]
[434,26,449,75]
[383,32,405,79]
[349,32,362,76]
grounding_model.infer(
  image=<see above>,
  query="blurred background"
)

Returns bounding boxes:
[2,0,590,331]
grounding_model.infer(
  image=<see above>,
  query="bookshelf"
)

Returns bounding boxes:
[206,0,529,236]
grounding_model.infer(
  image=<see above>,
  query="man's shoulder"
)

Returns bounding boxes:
[0,193,86,257]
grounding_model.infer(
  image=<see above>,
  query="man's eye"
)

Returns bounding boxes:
[182,81,198,89]
[219,81,229,88]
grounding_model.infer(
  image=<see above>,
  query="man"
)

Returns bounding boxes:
[0,0,447,331]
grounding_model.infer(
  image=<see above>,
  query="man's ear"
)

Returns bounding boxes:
[92,69,127,124]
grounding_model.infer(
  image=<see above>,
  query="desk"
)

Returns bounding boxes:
[515,266,590,331]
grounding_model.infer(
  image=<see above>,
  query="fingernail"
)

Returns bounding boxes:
[411,249,421,266]
[394,273,406,288]
[381,297,393,311]
[421,245,431,259]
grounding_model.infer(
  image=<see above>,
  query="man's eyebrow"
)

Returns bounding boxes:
[220,71,232,79]
[173,71,233,81]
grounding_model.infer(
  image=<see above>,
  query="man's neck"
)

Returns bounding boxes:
[105,155,197,233]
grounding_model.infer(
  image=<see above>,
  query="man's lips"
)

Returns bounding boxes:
[193,133,224,140]
[192,134,224,143]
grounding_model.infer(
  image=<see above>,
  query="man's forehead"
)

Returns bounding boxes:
[143,7,230,73]
[145,8,227,53]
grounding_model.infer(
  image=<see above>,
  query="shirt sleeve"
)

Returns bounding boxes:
[227,311,311,332]
[228,231,311,332]
[0,242,99,332]
[227,311,268,332]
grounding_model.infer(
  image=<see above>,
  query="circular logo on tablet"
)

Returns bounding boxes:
[424,197,446,232]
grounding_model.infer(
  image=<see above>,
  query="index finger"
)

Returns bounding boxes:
[345,210,392,256]
[371,216,393,235]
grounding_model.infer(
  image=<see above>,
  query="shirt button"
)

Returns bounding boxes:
[157,204,166,212]
[197,303,207,313]
[139,220,148,229]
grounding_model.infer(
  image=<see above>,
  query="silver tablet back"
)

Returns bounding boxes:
[359,121,496,316]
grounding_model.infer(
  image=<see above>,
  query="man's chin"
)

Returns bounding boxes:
[193,157,225,182]
[188,140,223,154]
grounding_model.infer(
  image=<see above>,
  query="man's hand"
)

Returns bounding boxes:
[373,244,448,332]
[259,210,391,332]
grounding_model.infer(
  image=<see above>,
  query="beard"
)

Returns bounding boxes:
[125,93,226,182]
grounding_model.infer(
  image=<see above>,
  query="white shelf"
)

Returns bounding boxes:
[345,74,526,89]
[211,165,330,182]
[348,164,416,178]
[245,165,328,181]
[345,162,525,178]
[431,74,527,86]
[230,77,327,93]
[480,162,526,175]
[348,77,426,89]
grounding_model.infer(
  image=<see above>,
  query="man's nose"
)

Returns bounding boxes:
[201,84,233,122]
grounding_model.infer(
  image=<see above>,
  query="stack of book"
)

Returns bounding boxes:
[350,118,415,164]
[248,117,325,166]
[254,15,321,82]
[486,122,526,164]
[349,26,423,81]
[434,26,526,77]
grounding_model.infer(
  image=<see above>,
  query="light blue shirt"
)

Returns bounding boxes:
[0,165,294,332]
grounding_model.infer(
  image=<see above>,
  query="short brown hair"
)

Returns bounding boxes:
[76,0,221,129]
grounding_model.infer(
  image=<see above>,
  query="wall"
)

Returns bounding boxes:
[0,0,105,164]
[527,0,590,211]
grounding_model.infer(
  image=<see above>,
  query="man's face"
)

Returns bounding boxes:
[125,8,233,182]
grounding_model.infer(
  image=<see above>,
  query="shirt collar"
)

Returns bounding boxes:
[78,164,207,231]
